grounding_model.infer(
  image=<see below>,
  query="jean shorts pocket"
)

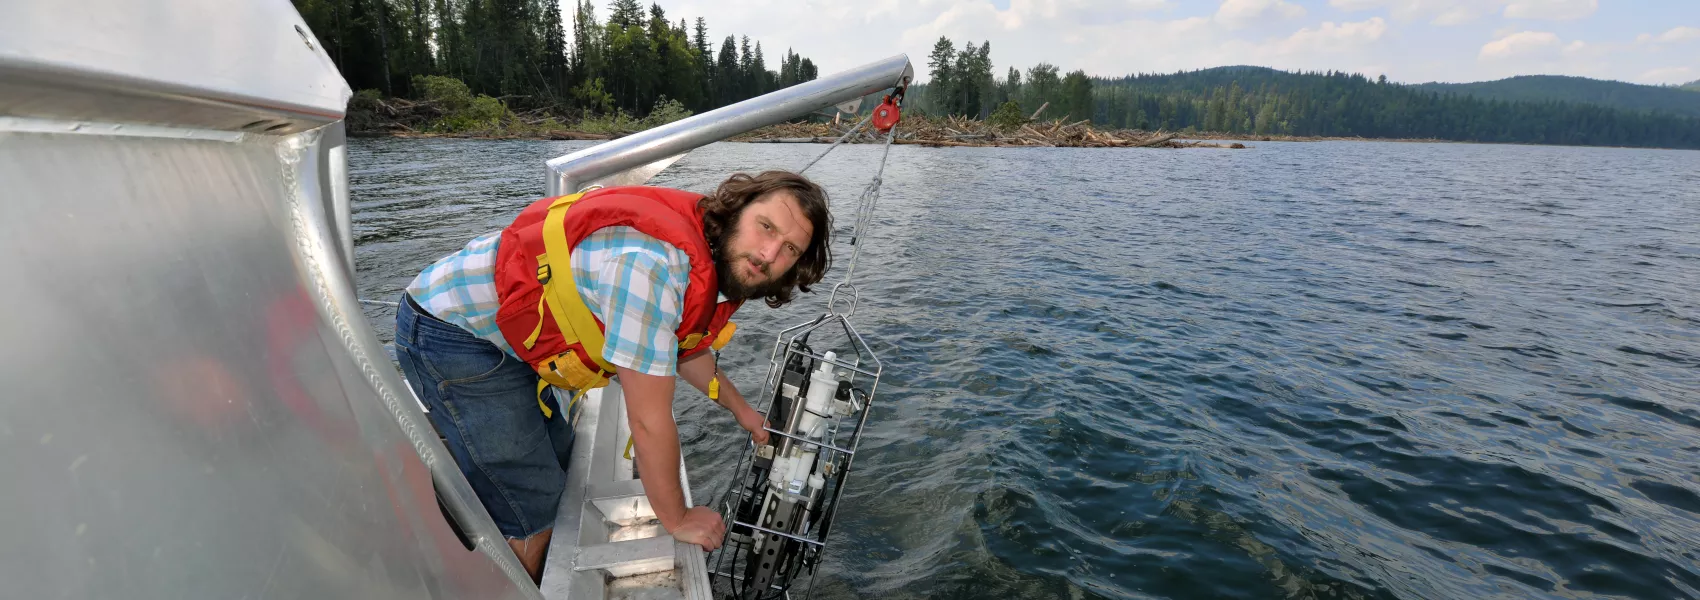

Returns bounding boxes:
[433,345,512,385]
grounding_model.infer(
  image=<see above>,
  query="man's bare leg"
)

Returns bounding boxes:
[509,528,553,584]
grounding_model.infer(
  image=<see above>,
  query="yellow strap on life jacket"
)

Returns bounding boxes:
[535,378,554,419]
[523,291,548,350]
[535,192,619,375]
[536,377,592,423]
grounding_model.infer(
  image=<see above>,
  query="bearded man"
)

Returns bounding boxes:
[392,171,831,582]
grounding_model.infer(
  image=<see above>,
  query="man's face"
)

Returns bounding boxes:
[716,190,814,300]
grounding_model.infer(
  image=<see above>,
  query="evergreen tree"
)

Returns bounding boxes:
[692,17,713,110]
[601,0,652,112]
[1062,69,1093,122]
[737,36,754,100]
[779,48,797,88]
[752,41,769,95]
[954,42,979,117]
[926,36,955,115]
[608,0,642,27]
[571,0,602,87]
[1002,66,1021,113]
[973,41,993,118]
[1026,63,1060,114]
[541,0,568,99]
[293,0,846,119]
[716,35,739,106]
[691,17,710,59]
[798,58,817,82]
[646,3,671,107]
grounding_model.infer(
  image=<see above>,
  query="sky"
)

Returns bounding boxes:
[631,0,1700,85]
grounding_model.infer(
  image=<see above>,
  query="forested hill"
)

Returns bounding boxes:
[1084,67,1700,149]
[1412,75,1700,119]
[1681,80,1700,92]
[914,36,1700,150]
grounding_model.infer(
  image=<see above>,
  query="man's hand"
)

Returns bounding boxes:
[736,406,770,445]
[669,506,726,550]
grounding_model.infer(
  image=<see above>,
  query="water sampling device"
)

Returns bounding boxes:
[708,85,907,600]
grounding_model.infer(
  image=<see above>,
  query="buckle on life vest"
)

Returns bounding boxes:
[536,263,552,284]
[533,353,612,400]
[680,332,705,350]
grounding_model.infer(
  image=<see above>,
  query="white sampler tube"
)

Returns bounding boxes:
[798,351,840,439]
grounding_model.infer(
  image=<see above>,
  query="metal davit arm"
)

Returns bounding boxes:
[544,54,914,196]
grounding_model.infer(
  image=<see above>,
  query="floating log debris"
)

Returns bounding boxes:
[349,94,1247,148]
[733,114,1248,149]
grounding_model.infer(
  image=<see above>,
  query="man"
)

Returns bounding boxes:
[392,171,832,582]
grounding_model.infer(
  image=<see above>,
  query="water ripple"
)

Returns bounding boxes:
[351,138,1700,599]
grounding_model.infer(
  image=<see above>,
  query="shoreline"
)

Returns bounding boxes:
[347,128,1461,147]
[347,127,1684,150]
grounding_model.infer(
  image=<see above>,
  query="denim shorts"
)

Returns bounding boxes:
[394,292,575,539]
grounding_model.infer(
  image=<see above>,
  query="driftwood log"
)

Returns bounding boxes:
[732,115,1247,149]
[348,95,1247,149]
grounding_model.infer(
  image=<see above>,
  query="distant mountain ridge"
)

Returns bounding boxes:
[1683,80,1700,92]
[1411,75,1700,119]
[1084,66,1700,149]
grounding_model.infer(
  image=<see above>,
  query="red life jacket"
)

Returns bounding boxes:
[491,186,741,394]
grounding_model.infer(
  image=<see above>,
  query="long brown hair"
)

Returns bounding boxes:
[700,171,832,308]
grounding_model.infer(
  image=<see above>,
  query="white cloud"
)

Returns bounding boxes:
[1326,0,1499,26]
[650,1,1691,88]
[1330,0,1599,25]
[1479,30,1562,60]
[1503,0,1597,21]
[891,1,1218,79]
[1328,0,1384,10]
[1432,7,1477,26]
[1216,0,1306,28]
[1469,29,1626,81]
[1637,26,1700,44]
[1636,66,1694,84]
[1277,17,1389,54]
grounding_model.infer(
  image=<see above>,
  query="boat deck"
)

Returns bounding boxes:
[540,384,711,600]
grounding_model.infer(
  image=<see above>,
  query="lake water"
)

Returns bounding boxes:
[350,137,1700,599]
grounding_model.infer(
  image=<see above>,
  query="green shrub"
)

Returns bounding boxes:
[411,75,474,111]
[351,89,384,110]
[466,96,506,123]
[575,110,641,134]
[640,97,693,128]
[406,75,515,133]
[988,100,1025,130]
[571,77,615,115]
[347,89,384,130]
[434,95,509,132]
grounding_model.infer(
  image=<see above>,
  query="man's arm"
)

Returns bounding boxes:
[676,351,769,444]
[619,365,725,550]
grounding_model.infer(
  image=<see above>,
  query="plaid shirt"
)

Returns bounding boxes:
[405,226,693,376]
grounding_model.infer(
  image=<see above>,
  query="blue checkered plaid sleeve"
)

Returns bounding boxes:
[581,236,689,377]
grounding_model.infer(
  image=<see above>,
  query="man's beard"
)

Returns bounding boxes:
[713,226,786,302]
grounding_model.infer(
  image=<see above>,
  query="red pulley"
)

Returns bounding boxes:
[871,95,901,132]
